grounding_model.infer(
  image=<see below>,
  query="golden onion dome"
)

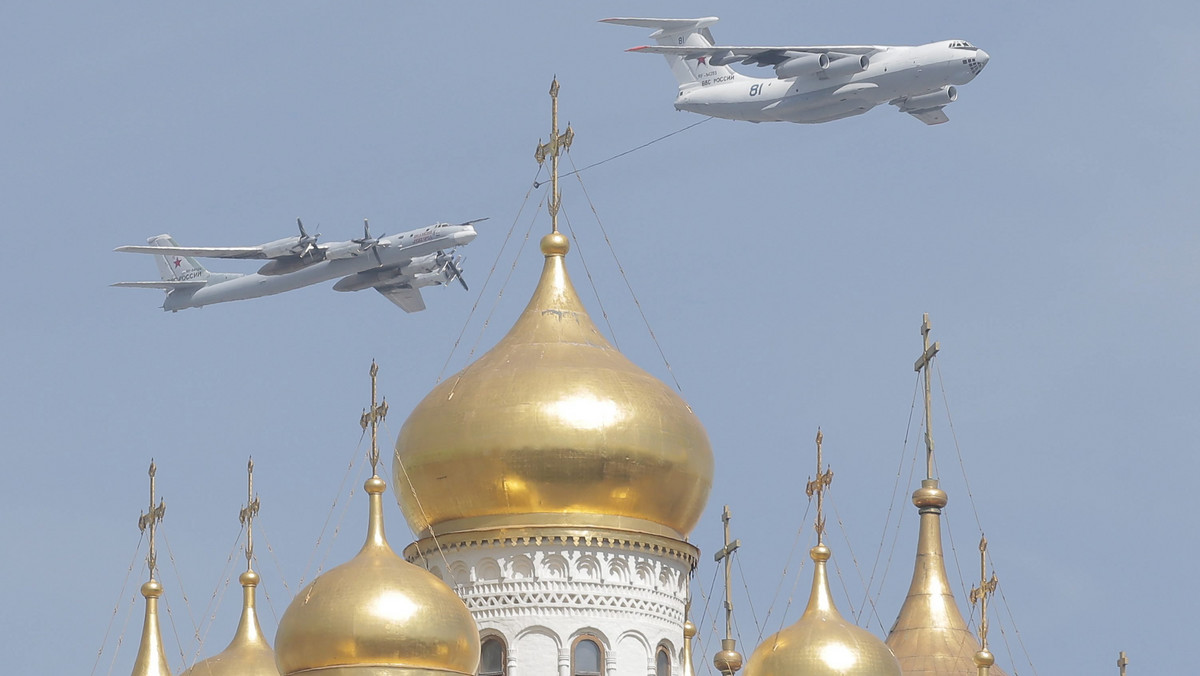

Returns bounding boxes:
[746,545,901,676]
[180,570,278,676]
[274,476,480,676]
[886,480,1008,676]
[393,232,713,540]
[131,579,172,676]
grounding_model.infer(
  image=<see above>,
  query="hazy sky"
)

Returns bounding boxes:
[3,2,1196,674]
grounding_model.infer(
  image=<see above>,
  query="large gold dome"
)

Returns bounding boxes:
[394,232,713,540]
[746,545,901,676]
[274,476,480,676]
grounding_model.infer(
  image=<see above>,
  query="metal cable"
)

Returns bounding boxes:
[91,531,144,676]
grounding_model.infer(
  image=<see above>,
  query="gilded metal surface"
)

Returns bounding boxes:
[884,481,1007,676]
[745,545,901,676]
[182,460,278,675]
[132,461,172,676]
[131,580,173,676]
[274,477,480,676]
[181,571,278,675]
[682,617,697,676]
[393,233,714,538]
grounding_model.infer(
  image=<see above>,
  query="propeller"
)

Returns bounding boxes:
[437,250,469,291]
[295,218,321,258]
[355,219,386,265]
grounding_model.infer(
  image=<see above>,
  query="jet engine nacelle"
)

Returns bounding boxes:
[324,240,368,260]
[774,53,830,79]
[900,86,957,111]
[709,50,740,67]
[822,54,870,78]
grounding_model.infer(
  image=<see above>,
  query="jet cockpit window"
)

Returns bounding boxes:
[949,40,975,49]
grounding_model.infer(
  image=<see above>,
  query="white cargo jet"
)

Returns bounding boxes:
[603,17,989,125]
[114,219,480,313]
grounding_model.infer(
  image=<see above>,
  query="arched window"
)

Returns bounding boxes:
[656,646,671,676]
[479,635,506,676]
[572,637,603,676]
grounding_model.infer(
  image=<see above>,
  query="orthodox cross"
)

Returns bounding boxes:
[805,428,834,544]
[360,361,389,475]
[1117,652,1129,676]
[969,535,999,650]
[137,460,166,580]
[239,457,261,570]
[534,78,574,233]
[913,313,941,479]
[713,505,741,645]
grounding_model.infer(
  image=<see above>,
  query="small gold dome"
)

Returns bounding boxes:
[394,235,713,539]
[746,546,901,676]
[181,570,278,676]
[274,476,480,676]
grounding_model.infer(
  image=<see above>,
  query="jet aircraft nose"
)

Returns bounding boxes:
[976,48,990,69]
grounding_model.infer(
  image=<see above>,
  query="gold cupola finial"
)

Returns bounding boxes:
[275,363,479,676]
[534,77,574,234]
[682,599,698,676]
[180,458,278,676]
[969,536,999,676]
[132,460,172,676]
[1118,651,1129,676]
[744,432,901,676]
[886,315,1007,676]
[713,505,744,676]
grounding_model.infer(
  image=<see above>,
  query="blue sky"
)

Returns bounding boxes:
[3,2,1196,674]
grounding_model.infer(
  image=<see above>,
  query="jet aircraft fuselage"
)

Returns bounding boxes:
[675,41,988,124]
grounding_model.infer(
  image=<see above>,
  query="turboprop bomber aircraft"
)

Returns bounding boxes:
[114,219,480,313]
[603,17,989,125]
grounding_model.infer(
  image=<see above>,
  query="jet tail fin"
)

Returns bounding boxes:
[146,234,210,283]
[602,17,737,86]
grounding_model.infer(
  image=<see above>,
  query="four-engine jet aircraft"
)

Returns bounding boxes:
[603,16,989,125]
[114,219,480,313]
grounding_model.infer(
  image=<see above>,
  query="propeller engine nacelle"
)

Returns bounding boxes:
[260,237,307,259]
[898,86,957,111]
[324,240,370,260]
[822,54,870,78]
[774,53,830,79]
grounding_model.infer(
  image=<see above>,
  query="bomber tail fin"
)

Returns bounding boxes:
[603,17,738,86]
[147,234,210,283]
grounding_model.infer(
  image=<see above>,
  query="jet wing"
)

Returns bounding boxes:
[629,44,879,67]
[374,285,426,313]
[907,107,950,125]
[111,280,206,290]
[114,244,274,259]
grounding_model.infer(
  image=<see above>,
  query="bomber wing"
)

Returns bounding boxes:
[114,244,272,259]
[628,44,880,67]
[374,285,426,313]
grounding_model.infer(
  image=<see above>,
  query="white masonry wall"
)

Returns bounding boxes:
[415,539,691,676]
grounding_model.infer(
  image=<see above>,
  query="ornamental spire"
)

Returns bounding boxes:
[534,77,574,233]
[360,360,389,476]
[805,428,834,545]
[970,536,999,675]
[914,313,941,480]
[713,505,743,676]
[138,460,166,581]
[131,460,172,676]
[239,458,260,572]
